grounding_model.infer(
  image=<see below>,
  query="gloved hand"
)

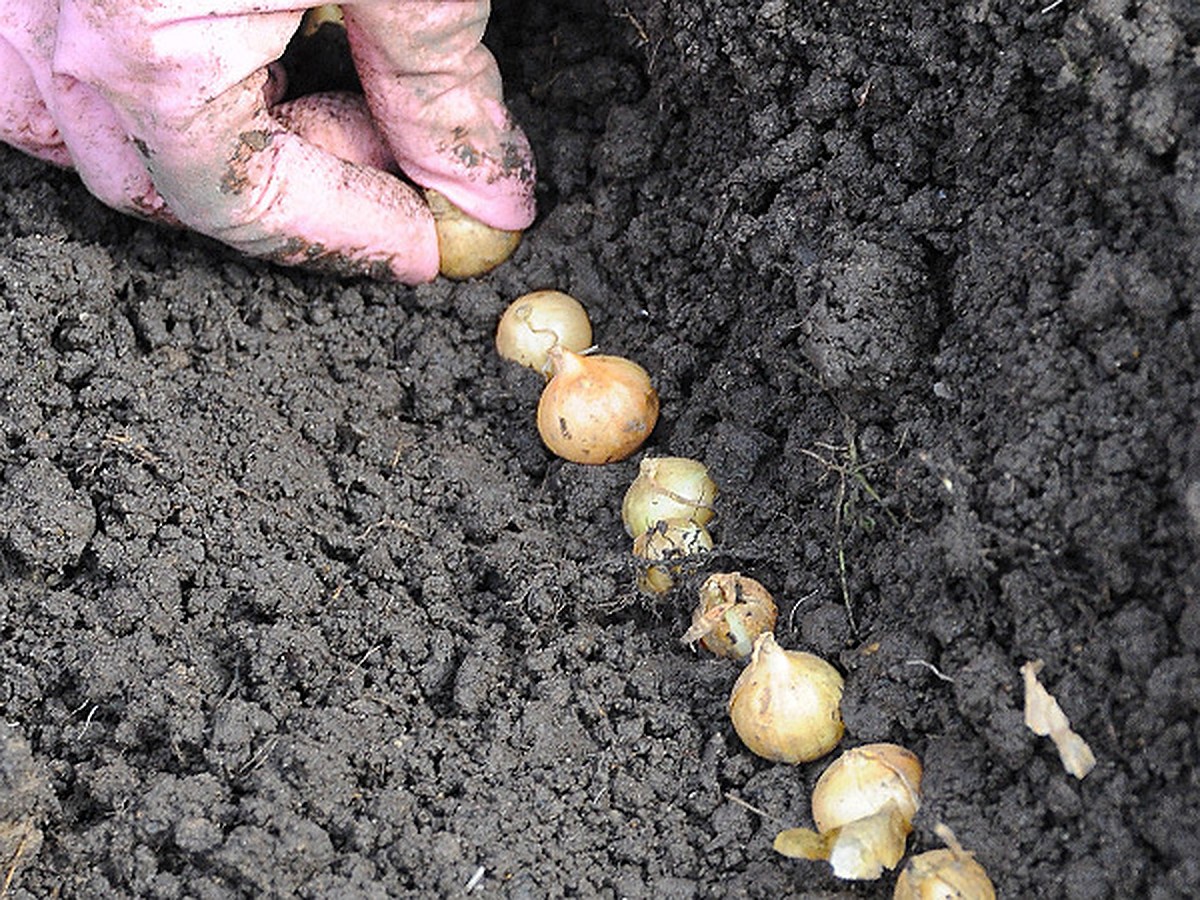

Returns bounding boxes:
[0,2,536,282]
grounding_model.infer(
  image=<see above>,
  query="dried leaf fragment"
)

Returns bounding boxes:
[773,826,831,861]
[1021,660,1096,779]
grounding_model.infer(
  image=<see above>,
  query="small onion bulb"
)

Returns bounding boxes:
[537,347,658,464]
[495,291,593,377]
[813,742,921,824]
[682,573,777,659]
[774,743,923,881]
[426,189,522,279]
[621,456,718,538]
[300,4,343,36]
[728,633,844,763]
[894,841,996,900]
[632,519,713,595]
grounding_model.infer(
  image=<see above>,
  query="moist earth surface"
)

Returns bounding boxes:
[2,1,1199,897]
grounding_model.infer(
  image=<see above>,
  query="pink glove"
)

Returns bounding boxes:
[0,2,536,282]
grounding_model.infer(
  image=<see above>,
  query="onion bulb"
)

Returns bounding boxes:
[774,743,923,881]
[495,291,593,377]
[812,744,922,833]
[426,189,521,279]
[728,633,844,763]
[300,4,344,36]
[682,573,777,659]
[894,824,996,900]
[621,456,718,538]
[632,519,713,595]
[537,347,658,464]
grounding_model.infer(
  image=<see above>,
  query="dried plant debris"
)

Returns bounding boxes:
[1021,660,1096,779]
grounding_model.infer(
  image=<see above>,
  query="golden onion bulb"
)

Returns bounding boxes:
[682,572,778,659]
[728,633,845,763]
[621,456,717,538]
[426,189,522,279]
[811,743,922,834]
[495,291,593,377]
[536,347,658,464]
[811,743,922,880]
[894,846,997,900]
[632,519,714,595]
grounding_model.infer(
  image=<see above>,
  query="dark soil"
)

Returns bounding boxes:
[3,1,1199,897]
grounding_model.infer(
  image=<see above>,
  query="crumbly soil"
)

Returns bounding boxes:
[2,1,1199,897]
